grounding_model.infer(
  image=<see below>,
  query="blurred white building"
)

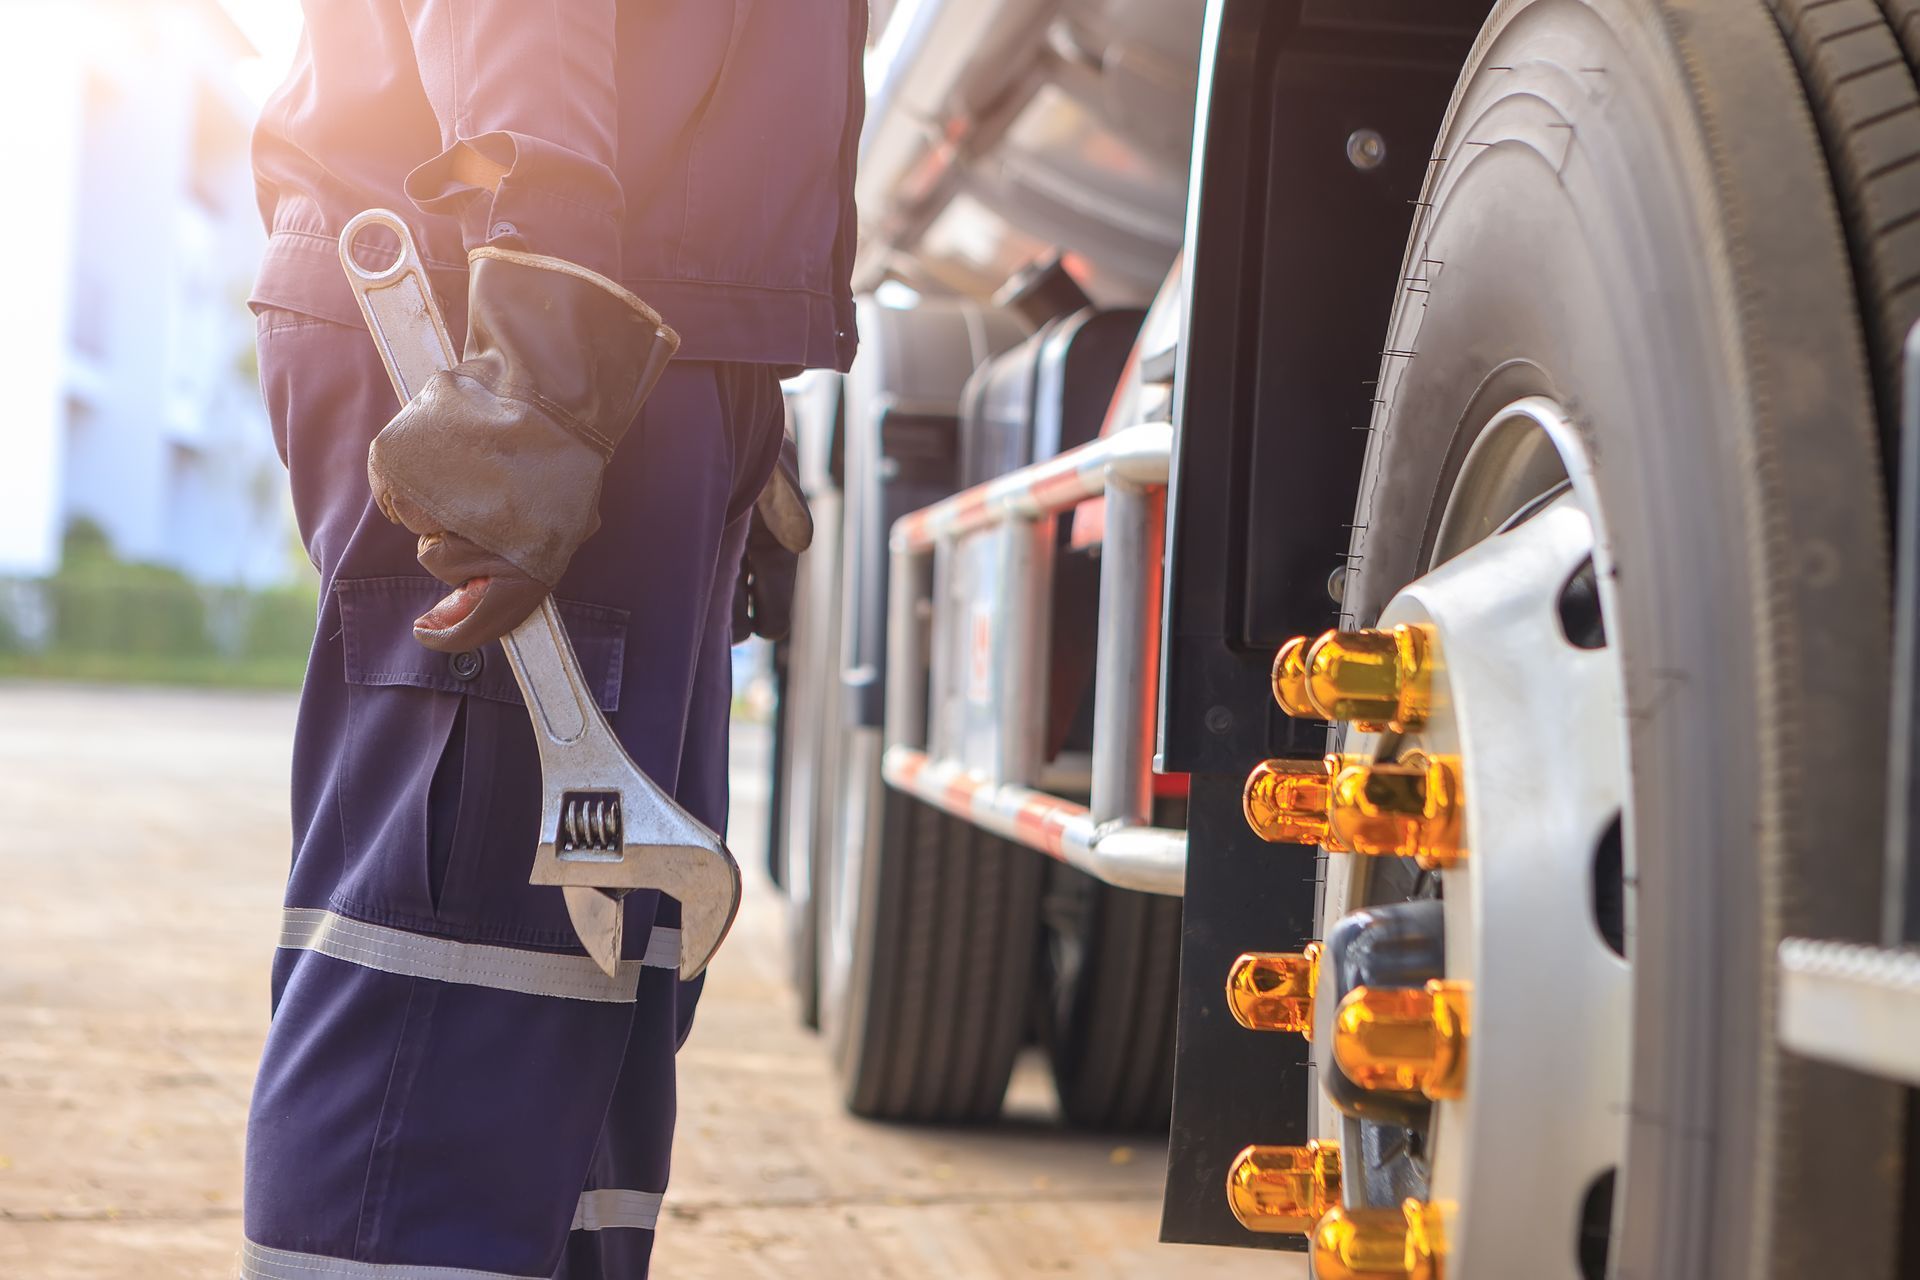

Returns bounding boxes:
[0,0,290,587]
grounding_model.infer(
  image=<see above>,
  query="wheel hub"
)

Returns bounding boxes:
[1232,398,1636,1277]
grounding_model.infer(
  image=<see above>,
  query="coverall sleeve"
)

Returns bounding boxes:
[398,0,625,280]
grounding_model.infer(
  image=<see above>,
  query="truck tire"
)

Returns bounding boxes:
[765,638,791,894]
[777,507,843,1032]
[820,743,1045,1120]
[813,298,1037,1120]
[1765,0,1920,463]
[774,631,820,1030]
[1330,0,1903,1273]
[778,373,848,1034]
[1039,865,1181,1131]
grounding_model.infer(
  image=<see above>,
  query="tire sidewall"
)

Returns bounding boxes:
[1342,0,1896,1272]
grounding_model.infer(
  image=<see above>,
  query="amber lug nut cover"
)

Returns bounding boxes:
[1311,1205,1410,1279]
[1271,635,1317,717]
[1311,1202,1445,1280]
[1326,751,1464,869]
[1331,979,1470,1100]
[1242,758,1334,844]
[1225,944,1320,1037]
[1303,624,1432,731]
[1225,1139,1342,1233]
[1403,1199,1446,1278]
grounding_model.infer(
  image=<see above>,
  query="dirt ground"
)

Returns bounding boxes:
[0,682,1294,1278]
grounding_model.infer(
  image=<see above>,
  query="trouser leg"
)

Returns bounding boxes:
[242,310,781,1280]
[556,494,751,1279]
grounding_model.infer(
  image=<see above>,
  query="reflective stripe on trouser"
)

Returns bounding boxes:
[277,909,682,1001]
[244,314,782,1279]
[240,1186,663,1279]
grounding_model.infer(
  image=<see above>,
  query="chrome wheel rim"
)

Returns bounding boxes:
[1325,396,1635,1276]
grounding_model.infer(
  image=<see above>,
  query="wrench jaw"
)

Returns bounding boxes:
[646,844,743,982]
[560,886,625,979]
[530,775,743,980]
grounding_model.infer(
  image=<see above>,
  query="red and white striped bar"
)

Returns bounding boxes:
[883,745,1186,896]
[891,422,1174,552]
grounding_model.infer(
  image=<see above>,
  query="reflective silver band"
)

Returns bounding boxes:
[572,1188,664,1232]
[239,1239,540,1280]
[639,925,681,970]
[278,909,681,1004]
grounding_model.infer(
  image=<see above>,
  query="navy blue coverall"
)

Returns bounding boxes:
[241,4,862,1277]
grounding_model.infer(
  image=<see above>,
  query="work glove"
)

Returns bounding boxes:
[367,247,679,652]
[731,434,813,643]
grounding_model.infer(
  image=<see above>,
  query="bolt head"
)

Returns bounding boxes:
[1346,128,1388,171]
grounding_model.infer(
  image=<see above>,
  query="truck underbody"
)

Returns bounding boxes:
[770,0,1920,1273]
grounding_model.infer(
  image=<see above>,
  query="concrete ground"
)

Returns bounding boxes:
[0,683,1294,1278]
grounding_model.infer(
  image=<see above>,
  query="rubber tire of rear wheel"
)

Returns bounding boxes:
[1339,0,1901,1274]
[773,636,822,1030]
[767,641,792,896]
[1763,0,1920,466]
[826,780,1045,1122]
[1039,866,1181,1131]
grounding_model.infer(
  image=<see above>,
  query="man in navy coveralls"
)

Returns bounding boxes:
[239,4,862,1276]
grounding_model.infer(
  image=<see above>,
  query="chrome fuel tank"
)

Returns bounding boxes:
[857,0,1204,307]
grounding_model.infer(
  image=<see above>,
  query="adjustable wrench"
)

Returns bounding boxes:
[338,208,740,981]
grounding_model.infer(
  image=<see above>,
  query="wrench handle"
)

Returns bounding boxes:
[341,210,601,749]
[501,599,593,745]
[338,209,458,403]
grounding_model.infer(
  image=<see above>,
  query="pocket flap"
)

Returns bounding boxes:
[336,576,626,711]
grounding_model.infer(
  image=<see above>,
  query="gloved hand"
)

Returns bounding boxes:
[367,247,679,651]
[731,434,813,643]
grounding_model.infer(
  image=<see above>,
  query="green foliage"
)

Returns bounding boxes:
[0,650,309,689]
[241,583,320,660]
[48,575,209,657]
[0,517,318,687]
[59,516,115,567]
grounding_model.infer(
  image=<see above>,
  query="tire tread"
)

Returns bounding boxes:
[839,790,1043,1123]
[1042,872,1182,1132]
[1770,0,1920,457]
